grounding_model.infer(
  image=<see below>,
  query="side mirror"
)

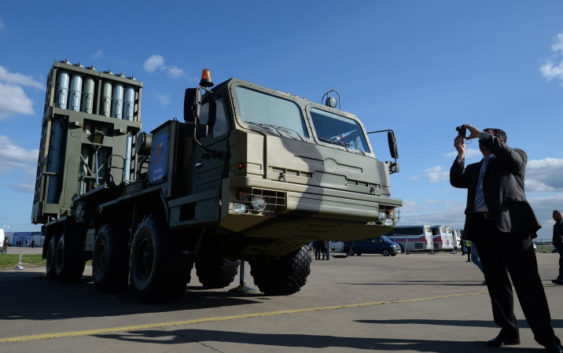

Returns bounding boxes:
[184,88,201,123]
[387,131,399,160]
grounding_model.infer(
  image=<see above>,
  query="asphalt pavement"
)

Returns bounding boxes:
[0,251,561,353]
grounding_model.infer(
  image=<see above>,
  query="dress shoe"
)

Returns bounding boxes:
[544,343,563,353]
[487,333,520,347]
[552,279,563,285]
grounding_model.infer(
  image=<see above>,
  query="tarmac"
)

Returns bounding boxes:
[0,249,561,353]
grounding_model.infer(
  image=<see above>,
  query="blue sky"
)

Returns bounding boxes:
[1,1,563,240]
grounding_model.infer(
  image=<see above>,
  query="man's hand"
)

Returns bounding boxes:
[464,124,481,140]
[454,135,465,160]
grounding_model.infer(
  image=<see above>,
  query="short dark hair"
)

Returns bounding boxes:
[484,128,507,143]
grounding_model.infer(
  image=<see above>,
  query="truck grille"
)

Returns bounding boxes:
[251,188,286,214]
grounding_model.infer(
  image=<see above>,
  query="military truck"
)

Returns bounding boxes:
[32,59,402,299]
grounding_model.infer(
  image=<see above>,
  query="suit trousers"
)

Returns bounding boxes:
[471,213,559,347]
[558,247,563,280]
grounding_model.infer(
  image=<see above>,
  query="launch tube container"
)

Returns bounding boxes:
[123,86,135,183]
[112,83,124,119]
[101,82,112,117]
[46,118,65,203]
[54,71,69,109]
[124,86,135,121]
[81,77,95,114]
[68,74,83,111]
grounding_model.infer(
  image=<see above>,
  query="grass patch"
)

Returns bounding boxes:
[536,245,555,253]
[0,254,45,270]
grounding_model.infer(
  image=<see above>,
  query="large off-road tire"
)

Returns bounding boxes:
[55,233,86,282]
[195,257,240,289]
[250,246,311,295]
[45,235,58,280]
[93,223,129,292]
[129,214,191,300]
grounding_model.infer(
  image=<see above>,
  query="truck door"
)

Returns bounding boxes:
[186,97,231,221]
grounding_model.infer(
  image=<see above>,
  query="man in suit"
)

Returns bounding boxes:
[450,124,562,352]
[553,210,563,285]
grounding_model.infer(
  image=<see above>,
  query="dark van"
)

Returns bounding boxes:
[343,235,401,256]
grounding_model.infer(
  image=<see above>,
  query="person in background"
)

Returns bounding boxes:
[323,240,331,260]
[450,124,562,352]
[312,240,323,260]
[552,210,563,285]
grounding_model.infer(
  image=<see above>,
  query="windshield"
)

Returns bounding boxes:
[310,108,370,153]
[380,235,390,242]
[235,86,309,139]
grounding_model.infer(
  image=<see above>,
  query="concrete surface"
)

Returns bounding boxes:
[0,251,561,352]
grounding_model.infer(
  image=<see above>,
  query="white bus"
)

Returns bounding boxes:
[431,225,454,251]
[387,225,434,252]
[452,229,462,250]
[0,229,5,253]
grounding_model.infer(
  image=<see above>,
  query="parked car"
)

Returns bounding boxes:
[343,235,401,256]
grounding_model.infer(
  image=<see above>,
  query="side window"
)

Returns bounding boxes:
[213,98,229,137]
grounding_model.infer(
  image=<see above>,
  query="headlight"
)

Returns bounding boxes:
[378,211,387,222]
[251,195,266,212]
[232,202,247,213]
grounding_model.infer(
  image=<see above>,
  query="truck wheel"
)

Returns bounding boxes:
[129,214,190,300]
[55,233,86,282]
[93,224,129,292]
[45,236,58,280]
[250,246,311,295]
[382,249,390,256]
[195,257,239,289]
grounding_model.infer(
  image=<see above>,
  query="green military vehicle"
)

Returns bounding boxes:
[32,59,402,299]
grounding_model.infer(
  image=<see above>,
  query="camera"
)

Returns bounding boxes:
[456,125,467,137]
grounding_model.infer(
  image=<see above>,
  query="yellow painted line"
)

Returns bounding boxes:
[0,290,487,344]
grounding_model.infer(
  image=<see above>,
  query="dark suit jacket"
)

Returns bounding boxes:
[554,219,563,249]
[450,133,540,241]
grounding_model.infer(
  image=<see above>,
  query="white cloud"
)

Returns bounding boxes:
[541,31,563,82]
[541,60,563,81]
[91,49,103,59]
[0,83,34,120]
[0,135,38,193]
[143,55,165,72]
[422,165,449,183]
[155,93,171,106]
[445,148,481,159]
[0,136,38,174]
[0,66,43,89]
[397,199,466,228]
[143,54,186,79]
[166,65,184,78]
[10,183,35,193]
[526,158,563,192]
[528,193,563,240]
[552,32,563,54]
[399,195,563,240]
